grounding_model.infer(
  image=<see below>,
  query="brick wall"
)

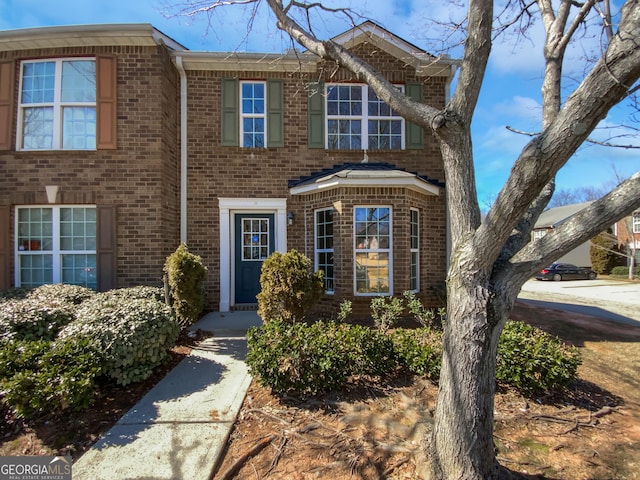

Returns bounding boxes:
[0,44,180,288]
[184,41,448,309]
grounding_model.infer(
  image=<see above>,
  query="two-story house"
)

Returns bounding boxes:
[0,21,454,315]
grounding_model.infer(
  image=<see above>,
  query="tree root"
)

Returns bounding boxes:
[216,434,278,480]
[531,405,619,433]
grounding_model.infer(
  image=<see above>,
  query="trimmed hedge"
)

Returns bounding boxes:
[496,320,581,395]
[257,250,324,323]
[247,319,581,398]
[610,266,640,276]
[164,243,206,327]
[59,292,180,386]
[0,337,103,417]
[246,320,395,396]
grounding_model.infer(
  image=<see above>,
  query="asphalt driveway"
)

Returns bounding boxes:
[518,277,640,326]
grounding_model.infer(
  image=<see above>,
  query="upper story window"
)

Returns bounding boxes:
[240,82,266,148]
[221,78,283,148]
[18,59,96,150]
[633,212,640,233]
[326,84,404,150]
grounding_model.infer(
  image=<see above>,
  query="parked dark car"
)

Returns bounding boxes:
[535,263,597,281]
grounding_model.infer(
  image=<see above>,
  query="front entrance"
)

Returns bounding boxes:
[234,213,275,304]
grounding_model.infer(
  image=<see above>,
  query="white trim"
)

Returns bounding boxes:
[290,175,440,196]
[174,56,188,244]
[353,205,393,296]
[17,58,96,151]
[314,207,335,294]
[239,81,267,148]
[218,198,287,312]
[410,208,420,293]
[14,205,97,288]
[325,84,405,151]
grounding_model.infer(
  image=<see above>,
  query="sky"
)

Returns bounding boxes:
[1,0,638,205]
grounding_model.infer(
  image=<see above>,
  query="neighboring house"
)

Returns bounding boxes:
[614,210,640,267]
[0,21,455,314]
[532,202,593,267]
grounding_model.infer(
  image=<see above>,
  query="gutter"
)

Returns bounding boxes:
[174,56,188,244]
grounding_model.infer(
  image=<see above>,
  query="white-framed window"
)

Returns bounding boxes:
[326,84,404,150]
[15,206,97,289]
[18,58,96,150]
[315,208,334,293]
[241,217,270,261]
[410,208,419,292]
[354,206,392,295]
[240,81,266,148]
[633,212,640,234]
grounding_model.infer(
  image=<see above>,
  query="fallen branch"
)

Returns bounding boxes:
[216,434,278,480]
[381,456,411,477]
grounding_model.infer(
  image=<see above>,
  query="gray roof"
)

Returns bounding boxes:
[534,201,592,229]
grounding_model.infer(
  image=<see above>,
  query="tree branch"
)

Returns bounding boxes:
[264,0,443,128]
[506,125,640,148]
[501,171,640,286]
[477,0,640,267]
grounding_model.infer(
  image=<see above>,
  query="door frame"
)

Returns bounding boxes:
[218,198,287,312]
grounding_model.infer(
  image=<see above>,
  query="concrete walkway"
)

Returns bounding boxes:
[73,310,262,480]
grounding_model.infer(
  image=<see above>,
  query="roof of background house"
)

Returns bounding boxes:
[534,201,593,229]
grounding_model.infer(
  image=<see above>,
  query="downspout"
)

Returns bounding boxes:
[174,56,188,244]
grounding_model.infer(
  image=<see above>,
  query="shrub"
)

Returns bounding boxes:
[392,328,443,379]
[497,320,581,395]
[59,291,180,386]
[257,250,324,323]
[164,243,207,327]
[246,320,395,396]
[590,230,623,274]
[0,339,51,379]
[27,284,95,305]
[0,298,76,341]
[370,296,404,333]
[610,265,640,276]
[403,290,446,329]
[0,337,102,418]
[0,288,29,303]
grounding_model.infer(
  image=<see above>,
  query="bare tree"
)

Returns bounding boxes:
[168,0,640,478]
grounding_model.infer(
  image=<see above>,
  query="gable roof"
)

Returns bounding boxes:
[534,201,592,229]
[175,21,457,76]
[288,162,443,196]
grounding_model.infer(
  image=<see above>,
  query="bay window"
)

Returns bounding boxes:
[410,208,419,292]
[355,206,392,295]
[315,208,334,293]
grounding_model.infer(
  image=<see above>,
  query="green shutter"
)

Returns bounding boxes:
[405,82,424,150]
[267,79,284,147]
[221,78,239,146]
[307,81,325,149]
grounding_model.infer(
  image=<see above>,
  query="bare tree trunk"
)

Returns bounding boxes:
[427,245,516,479]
